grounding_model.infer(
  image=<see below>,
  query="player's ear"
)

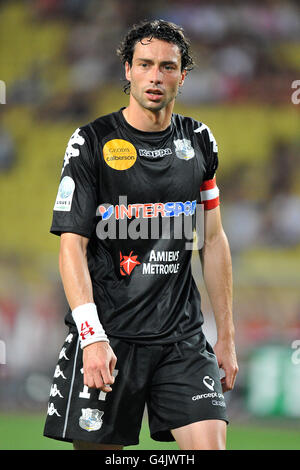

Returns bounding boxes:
[125,61,131,82]
[179,69,187,87]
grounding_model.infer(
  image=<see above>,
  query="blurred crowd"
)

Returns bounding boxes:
[3,0,300,110]
[29,0,300,105]
[159,0,300,104]
[222,137,300,253]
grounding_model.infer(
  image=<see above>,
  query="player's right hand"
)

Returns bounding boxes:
[82,341,117,393]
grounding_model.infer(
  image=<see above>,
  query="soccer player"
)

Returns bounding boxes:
[43,19,238,450]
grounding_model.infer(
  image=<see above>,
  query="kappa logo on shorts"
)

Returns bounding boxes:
[47,402,61,417]
[54,365,67,380]
[79,408,104,432]
[49,384,64,398]
[59,347,69,361]
[65,333,73,343]
[203,375,215,391]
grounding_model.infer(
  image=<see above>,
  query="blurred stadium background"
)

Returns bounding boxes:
[0,0,300,450]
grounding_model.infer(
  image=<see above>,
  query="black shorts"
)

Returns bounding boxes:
[43,329,228,446]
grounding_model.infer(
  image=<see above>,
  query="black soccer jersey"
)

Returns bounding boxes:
[51,108,219,344]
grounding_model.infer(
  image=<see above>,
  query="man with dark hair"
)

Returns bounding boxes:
[43,19,238,450]
[117,19,195,94]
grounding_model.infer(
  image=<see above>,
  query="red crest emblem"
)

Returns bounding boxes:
[120,251,141,276]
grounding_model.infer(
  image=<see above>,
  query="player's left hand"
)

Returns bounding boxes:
[213,338,238,393]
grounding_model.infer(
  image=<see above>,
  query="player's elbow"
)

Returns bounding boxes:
[59,233,89,273]
[204,226,228,248]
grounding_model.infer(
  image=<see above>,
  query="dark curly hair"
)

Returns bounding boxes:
[117,19,195,94]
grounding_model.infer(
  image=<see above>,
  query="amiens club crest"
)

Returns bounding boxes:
[120,251,141,276]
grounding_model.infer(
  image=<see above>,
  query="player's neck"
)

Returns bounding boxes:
[123,99,173,132]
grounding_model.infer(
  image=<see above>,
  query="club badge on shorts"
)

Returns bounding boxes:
[79,408,104,432]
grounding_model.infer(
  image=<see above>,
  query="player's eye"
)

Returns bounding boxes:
[164,64,176,71]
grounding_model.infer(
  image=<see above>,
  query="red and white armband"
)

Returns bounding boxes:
[72,303,109,349]
[200,176,220,210]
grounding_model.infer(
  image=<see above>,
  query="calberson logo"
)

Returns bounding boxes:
[103,139,137,170]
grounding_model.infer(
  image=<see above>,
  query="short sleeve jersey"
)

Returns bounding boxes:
[51,108,219,344]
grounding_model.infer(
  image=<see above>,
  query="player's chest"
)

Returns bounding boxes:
[96,135,205,204]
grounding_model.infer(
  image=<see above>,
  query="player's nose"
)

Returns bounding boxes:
[149,65,163,84]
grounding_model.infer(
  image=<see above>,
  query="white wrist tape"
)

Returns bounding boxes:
[72,303,109,349]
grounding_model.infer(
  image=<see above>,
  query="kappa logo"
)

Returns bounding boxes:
[54,365,67,380]
[61,128,85,174]
[120,251,141,276]
[65,333,73,344]
[47,402,61,417]
[50,384,64,398]
[194,124,218,153]
[79,408,104,432]
[139,148,172,159]
[58,347,69,361]
[203,375,215,391]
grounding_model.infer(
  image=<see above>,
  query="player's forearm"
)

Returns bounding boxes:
[200,229,234,341]
[59,236,94,311]
[59,234,109,350]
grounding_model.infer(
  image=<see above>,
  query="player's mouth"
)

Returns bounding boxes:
[145,88,163,101]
